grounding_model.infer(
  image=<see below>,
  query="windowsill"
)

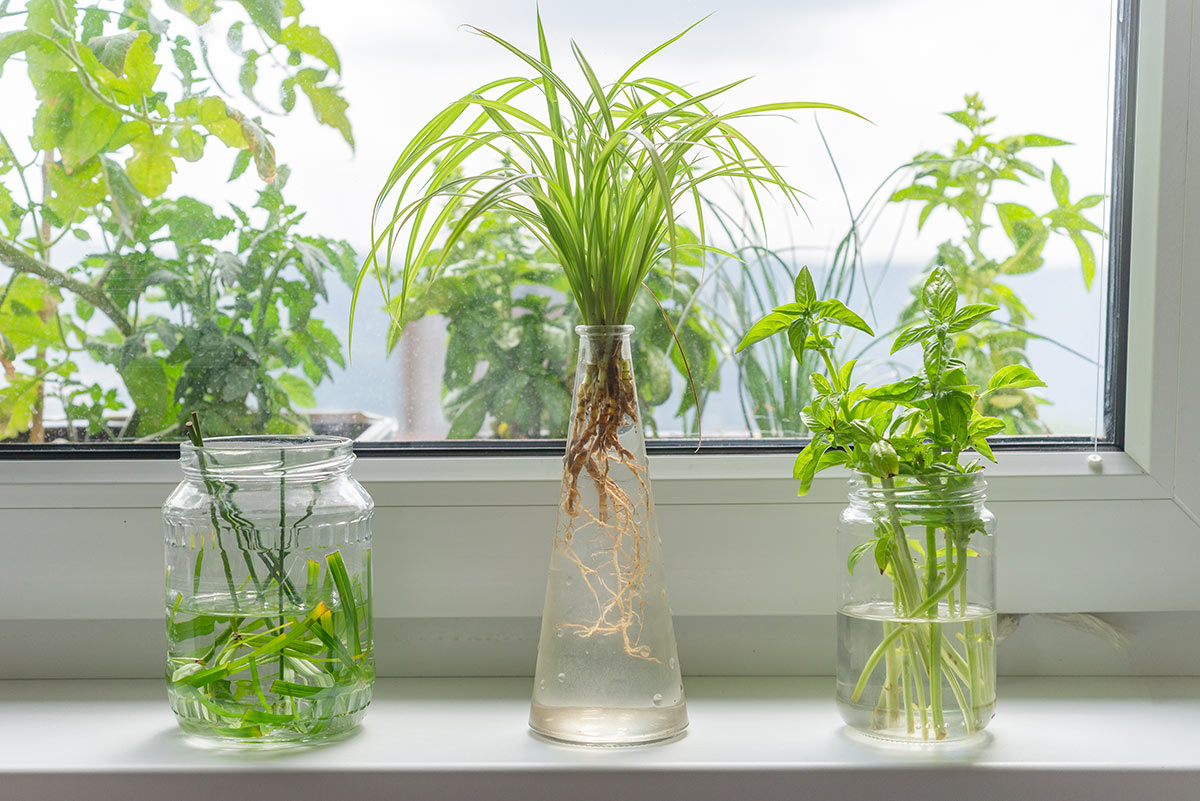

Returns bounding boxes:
[3,677,1198,800]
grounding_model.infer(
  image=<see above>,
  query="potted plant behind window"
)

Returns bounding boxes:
[352,14,859,745]
[739,265,1045,742]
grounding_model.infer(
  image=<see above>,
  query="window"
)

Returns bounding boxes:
[3,0,1200,679]
[0,0,1132,453]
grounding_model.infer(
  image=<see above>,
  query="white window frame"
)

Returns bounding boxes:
[1,0,1197,671]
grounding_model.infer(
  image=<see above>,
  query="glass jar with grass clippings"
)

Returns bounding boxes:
[163,435,374,744]
[837,472,996,743]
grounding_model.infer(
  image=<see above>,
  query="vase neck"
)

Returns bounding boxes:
[575,324,634,342]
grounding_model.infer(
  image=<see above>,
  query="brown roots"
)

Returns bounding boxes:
[557,342,658,661]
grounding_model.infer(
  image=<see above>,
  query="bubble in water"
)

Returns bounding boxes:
[555,630,564,638]
[539,680,546,690]
[565,576,573,586]
[556,673,566,683]
[669,658,676,669]
[652,693,664,706]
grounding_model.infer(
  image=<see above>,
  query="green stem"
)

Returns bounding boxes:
[0,238,134,336]
[851,553,967,703]
[902,629,929,738]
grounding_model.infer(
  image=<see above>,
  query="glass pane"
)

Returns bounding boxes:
[0,0,1120,445]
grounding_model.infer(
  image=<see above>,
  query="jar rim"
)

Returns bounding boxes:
[180,435,354,481]
[848,470,987,505]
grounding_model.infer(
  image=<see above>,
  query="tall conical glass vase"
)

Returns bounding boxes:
[529,325,688,746]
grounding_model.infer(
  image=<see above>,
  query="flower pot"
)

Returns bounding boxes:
[163,435,374,743]
[836,472,996,742]
[529,325,688,745]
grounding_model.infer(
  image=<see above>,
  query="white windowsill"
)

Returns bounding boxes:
[3,677,1198,801]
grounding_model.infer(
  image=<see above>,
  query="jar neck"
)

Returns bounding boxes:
[848,472,987,512]
[180,436,354,483]
[575,324,634,344]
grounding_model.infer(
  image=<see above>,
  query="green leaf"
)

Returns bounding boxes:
[239,51,259,98]
[166,0,217,24]
[229,149,252,181]
[238,0,284,39]
[815,298,873,336]
[921,267,956,322]
[447,394,487,439]
[936,390,974,439]
[890,324,931,354]
[638,343,671,405]
[838,359,855,390]
[972,436,997,462]
[847,540,874,575]
[227,21,245,54]
[276,372,316,408]
[1071,230,1096,290]
[874,531,892,574]
[792,439,828,496]
[1050,160,1070,206]
[868,376,924,403]
[0,31,42,78]
[793,266,816,307]
[968,415,1007,440]
[280,78,297,112]
[196,96,247,148]
[947,303,998,333]
[736,311,791,353]
[922,335,950,389]
[123,36,161,95]
[100,156,142,237]
[785,318,809,364]
[280,22,340,73]
[86,31,141,74]
[295,68,353,148]
[121,356,177,434]
[1021,134,1072,148]
[986,364,1046,393]
[60,100,121,170]
[176,128,205,162]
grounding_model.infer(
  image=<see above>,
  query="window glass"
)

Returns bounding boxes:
[0,0,1121,445]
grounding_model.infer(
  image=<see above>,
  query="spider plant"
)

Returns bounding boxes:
[352,9,857,473]
[352,13,858,662]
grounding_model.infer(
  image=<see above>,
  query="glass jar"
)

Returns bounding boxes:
[836,472,996,742]
[163,436,374,743]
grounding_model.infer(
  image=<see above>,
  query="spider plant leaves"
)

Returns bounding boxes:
[354,15,861,346]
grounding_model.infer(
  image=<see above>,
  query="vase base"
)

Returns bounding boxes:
[529,702,688,746]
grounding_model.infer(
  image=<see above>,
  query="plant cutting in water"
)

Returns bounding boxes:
[165,414,372,741]
[739,265,1045,740]
[352,13,859,664]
